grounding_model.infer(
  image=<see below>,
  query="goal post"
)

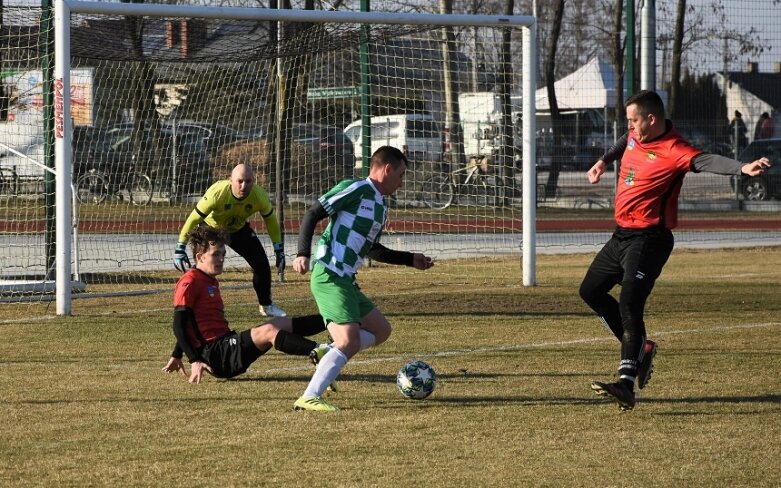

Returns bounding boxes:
[50,0,537,315]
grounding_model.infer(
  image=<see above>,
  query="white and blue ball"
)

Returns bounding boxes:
[396,360,437,400]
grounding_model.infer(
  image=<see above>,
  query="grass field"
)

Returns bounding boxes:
[1,248,780,487]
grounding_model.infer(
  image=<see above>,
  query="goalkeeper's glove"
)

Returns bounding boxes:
[173,242,191,273]
[273,242,286,273]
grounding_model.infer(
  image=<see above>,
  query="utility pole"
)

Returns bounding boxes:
[625,0,635,98]
[640,0,655,90]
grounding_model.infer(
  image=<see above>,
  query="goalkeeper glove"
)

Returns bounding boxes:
[273,242,286,272]
[173,242,191,273]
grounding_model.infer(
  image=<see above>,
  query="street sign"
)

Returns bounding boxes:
[307,86,360,100]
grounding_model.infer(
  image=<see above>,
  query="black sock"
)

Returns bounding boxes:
[274,330,318,356]
[291,314,327,336]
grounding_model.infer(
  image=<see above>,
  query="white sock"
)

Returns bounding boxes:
[359,329,376,352]
[303,347,348,398]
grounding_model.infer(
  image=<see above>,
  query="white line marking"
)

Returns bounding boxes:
[257,322,781,374]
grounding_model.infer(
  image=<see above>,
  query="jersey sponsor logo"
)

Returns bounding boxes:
[635,270,646,280]
[628,139,636,150]
[359,203,373,212]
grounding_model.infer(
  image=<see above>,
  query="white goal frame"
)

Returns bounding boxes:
[53,0,537,315]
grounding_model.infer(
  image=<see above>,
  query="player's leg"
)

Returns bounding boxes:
[200,330,265,379]
[228,224,281,315]
[249,320,323,357]
[579,235,625,340]
[294,266,360,411]
[617,229,673,389]
[359,308,392,346]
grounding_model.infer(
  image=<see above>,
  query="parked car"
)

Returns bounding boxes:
[344,113,443,170]
[211,122,354,195]
[731,138,781,201]
[73,125,210,196]
[162,120,248,157]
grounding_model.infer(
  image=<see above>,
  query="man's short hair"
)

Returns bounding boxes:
[370,146,408,170]
[626,90,666,120]
[188,225,229,256]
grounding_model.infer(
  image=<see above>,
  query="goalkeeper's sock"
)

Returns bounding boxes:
[303,347,348,398]
[274,330,318,356]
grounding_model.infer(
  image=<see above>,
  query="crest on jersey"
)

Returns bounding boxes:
[647,151,657,160]
[628,139,636,150]
[624,168,636,186]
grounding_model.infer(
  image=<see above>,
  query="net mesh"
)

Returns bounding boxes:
[1,3,779,319]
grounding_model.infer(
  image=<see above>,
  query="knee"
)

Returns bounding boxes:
[336,337,361,358]
[579,280,597,305]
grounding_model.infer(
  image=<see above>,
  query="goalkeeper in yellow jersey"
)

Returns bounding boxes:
[173,163,287,317]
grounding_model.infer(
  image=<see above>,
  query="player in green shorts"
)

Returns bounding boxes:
[291,146,435,412]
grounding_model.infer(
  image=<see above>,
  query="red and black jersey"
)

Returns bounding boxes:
[615,127,702,229]
[173,268,231,350]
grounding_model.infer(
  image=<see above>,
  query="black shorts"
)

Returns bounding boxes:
[199,329,265,379]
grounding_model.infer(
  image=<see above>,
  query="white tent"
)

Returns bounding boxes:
[535,56,617,111]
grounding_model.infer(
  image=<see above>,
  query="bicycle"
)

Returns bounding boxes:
[0,167,20,198]
[419,160,501,210]
[75,165,152,206]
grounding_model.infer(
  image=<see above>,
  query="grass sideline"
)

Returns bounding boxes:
[1,248,780,487]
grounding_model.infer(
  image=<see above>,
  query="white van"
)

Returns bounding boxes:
[343,113,442,170]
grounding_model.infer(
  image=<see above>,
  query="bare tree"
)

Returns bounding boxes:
[439,0,464,166]
[543,0,565,199]
[661,0,766,118]
[667,0,685,117]
[611,0,624,124]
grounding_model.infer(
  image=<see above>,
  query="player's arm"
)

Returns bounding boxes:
[691,153,771,176]
[293,201,329,275]
[599,132,628,165]
[260,205,282,244]
[171,306,202,364]
[588,132,628,184]
[367,242,434,270]
[178,206,208,243]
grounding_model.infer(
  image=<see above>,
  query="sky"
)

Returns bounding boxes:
[681,0,781,75]
[4,0,780,75]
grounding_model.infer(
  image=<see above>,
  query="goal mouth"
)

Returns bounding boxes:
[5,2,540,316]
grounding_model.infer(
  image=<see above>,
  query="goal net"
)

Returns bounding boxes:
[4,2,776,319]
[2,2,537,317]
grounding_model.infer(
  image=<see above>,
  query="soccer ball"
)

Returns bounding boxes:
[396,360,437,400]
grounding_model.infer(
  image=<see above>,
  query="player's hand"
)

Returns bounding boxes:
[412,253,434,270]
[293,256,310,275]
[273,242,286,272]
[162,357,187,377]
[173,242,191,273]
[587,160,607,184]
[188,361,212,384]
[741,157,771,176]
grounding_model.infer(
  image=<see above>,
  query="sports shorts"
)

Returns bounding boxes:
[199,329,264,378]
[310,263,375,325]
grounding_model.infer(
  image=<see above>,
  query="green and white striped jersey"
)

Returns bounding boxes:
[314,178,387,278]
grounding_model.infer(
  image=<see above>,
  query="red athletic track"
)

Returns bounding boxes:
[2,218,779,234]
